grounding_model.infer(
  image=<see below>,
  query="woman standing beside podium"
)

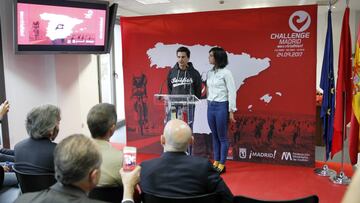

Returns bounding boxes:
[207,47,237,174]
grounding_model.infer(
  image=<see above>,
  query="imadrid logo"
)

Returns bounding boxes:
[289,11,311,32]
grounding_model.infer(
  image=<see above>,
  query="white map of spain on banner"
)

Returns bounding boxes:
[147,42,272,133]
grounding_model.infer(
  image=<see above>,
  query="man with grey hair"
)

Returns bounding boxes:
[14,104,61,173]
[87,103,123,187]
[140,119,233,203]
[14,134,140,203]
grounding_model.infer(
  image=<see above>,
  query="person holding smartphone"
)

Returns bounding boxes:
[120,166,141,203]
[207,47,237,174]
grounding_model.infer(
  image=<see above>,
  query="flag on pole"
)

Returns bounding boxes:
[331,7,353,158]
[349,21,360,165]
[320,10,335,160]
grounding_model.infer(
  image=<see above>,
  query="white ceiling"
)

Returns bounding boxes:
[111,0,360,17]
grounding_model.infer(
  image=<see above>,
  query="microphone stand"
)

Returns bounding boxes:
[158,76,169,124]
[314,159,336,177]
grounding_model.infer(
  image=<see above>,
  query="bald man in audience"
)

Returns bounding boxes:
[140,119,233,203]
[14,134,140,203]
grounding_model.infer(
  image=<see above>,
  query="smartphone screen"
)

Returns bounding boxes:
[123,146,137,171]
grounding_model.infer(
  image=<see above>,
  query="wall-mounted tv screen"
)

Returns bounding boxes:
[15,0,110,54]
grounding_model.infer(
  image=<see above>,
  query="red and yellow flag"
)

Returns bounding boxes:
[349,21,360,165]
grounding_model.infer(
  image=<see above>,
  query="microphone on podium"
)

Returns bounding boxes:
[157,77,168,100]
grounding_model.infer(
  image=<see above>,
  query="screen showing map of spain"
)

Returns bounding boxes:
[17,3,106,46]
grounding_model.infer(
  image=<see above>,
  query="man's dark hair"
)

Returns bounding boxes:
[87,103,117,138]
[176,46,190,58]
[209,47,228,69]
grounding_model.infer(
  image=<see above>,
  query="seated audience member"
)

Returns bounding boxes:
[87,103,123,186]
[0,100,18,187]
[14,104,60,173]
[14,134,140,203]
[140,119,233,203]
[342,169,360,203]
[0,100,15,162]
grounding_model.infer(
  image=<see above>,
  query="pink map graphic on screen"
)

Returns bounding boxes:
[17,3,106,46]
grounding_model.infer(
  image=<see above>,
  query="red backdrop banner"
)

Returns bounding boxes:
[121,5,317,167]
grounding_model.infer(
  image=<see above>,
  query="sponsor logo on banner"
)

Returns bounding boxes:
[281,151,311,162]
[249,150,277,159]
[271,10,311,58]
[239,148,247,159]
[281,152,293,160]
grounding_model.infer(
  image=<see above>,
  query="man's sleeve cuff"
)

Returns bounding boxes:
[121,199,134,203]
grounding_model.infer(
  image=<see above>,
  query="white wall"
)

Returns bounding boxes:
[54,54,99,142]
[114,24,125,121]
[1,0,360,148]
[317,7,360,90]
[0,0,99,147]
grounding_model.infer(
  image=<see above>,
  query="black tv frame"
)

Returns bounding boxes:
[14,0,110,54]
[104,3,118,53]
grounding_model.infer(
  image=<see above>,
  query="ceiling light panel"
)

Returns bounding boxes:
[135,0,170,5]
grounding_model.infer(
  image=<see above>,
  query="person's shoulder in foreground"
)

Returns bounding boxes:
[342,168,360,203]
[14,183,105,203]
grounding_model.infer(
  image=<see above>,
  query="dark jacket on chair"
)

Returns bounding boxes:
[14,138,56,174]
[140,152,233,203]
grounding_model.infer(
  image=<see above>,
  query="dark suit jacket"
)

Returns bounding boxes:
[14,182,106,203]
[140,152,233,203]
[0,147,15,162]
[14,138,56,173]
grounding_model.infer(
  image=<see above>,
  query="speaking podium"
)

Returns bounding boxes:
[154,94,200,155]
[154,94,200,126]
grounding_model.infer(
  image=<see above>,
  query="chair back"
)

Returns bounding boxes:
[12,165,56,193]
[233,195,319,203]
[88,185,123,203]
[142,192,220,203]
